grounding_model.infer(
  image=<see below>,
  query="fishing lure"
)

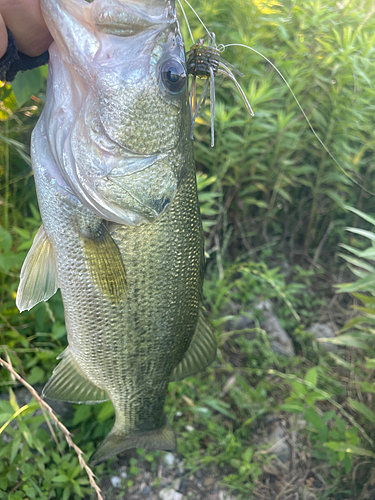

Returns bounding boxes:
[178,0,374,195]
[186,32,254,147]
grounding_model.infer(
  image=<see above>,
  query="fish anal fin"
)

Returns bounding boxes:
[42,348,108,404]
[16,225,59,312]
[171,308,217,382]
[91,422,176,465]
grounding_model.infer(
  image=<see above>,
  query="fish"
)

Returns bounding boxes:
[16,0,217,463]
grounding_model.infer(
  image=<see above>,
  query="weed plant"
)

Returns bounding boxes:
[1,0,375,499]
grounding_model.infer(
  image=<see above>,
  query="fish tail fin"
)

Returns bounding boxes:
[90,421,176,464]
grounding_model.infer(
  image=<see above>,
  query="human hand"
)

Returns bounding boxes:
[0,0,53,58]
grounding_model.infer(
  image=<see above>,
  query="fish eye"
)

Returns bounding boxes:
[160,60,186,94]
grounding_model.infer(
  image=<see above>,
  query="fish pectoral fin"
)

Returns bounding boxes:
[16,225,59,312]
[91,422,176,465]
[81,223,126,302]
[171,307,217,382]
[42,348,108,404]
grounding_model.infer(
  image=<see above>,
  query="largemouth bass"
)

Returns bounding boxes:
[16,0,216,463]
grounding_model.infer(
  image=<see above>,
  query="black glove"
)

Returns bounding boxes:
[0,27,49,82]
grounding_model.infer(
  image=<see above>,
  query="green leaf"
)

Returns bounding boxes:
[348,398,375,425]
[337,253,375,273]
[9,388,18,412]
[0,226,12,252]
[291,381,308,396]
[8,494,24,500]
[27,366,45,385]
[204,398,237,419]
[97,401,114,423]
[359,382,375,394]
[305,367,318,386]
[328,352,355,370]
[10,434,21,463]
[345,227,375,243]
[317,334,367,349]
[325,442,375,458]
[0,251,25,274]
[62,486,71,500]
[11,67,44,107]
[0,477,7,491]
[19,422,33,447]
[196,174,217,190]
[0,401,13,414]
[72,480,83,496]
[304,407,324,429]
[72,405,92,425]
[52,474,70,483]
[1,85,18,118]
[352,293,375,305]
[344,205,375,226]
[336,274,375,293]
[280,402,305,413]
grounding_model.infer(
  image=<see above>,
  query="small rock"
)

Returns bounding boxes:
[261,315,295,357]
[159,488,183,500]
[118,466,127,479]
[176,477,187,494]
[267,421,291,463]
[255,300,295,356]
[163,452,176,467]
[177,461,185,474]
[254,299,274,319]
[226,312,255,331]
[297,417,306,430]
[302,487,318,500]
[110,476,122,489]
[142,485,151,496]
[307,322,339,352]
[173,479,181,491]
[225,299,295,357]
[218,492,237,500]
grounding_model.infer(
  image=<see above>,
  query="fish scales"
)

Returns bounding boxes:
[17,0,217,462]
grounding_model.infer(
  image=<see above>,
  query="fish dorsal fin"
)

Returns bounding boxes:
[42,348,108,404]
[16,225,59,312]
[171,308,217,381]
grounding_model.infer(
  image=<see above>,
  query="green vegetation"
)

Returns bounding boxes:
[1,0,375,498]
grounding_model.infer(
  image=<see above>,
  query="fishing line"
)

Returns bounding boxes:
[180,0,211,39]
[177,0,195,44]
[177,2,375,196]
[224,43,375,196]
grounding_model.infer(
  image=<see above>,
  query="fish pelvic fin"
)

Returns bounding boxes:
[16,225,59,312]
[171,307,217,381]
[42,348,108,404]
[91,422,176,465]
